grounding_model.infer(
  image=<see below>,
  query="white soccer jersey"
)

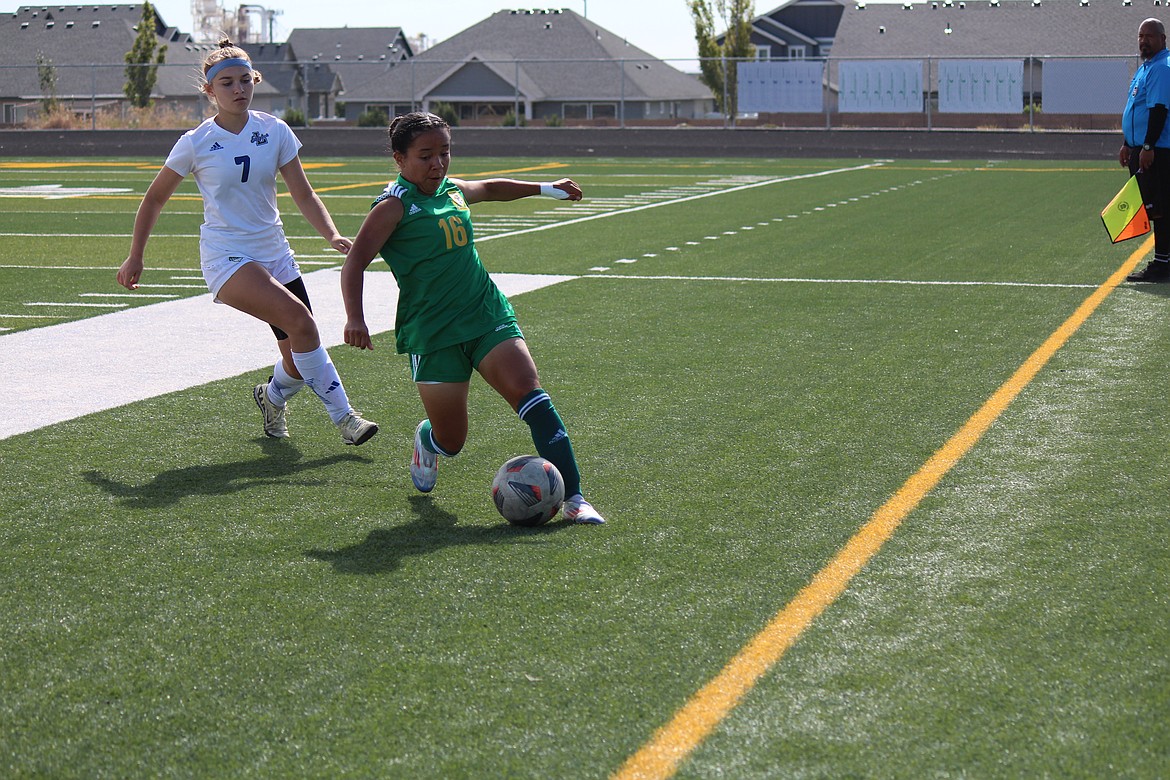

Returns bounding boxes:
[164,111,302,264]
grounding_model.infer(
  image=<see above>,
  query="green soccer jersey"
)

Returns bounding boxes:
[374,175,515,355]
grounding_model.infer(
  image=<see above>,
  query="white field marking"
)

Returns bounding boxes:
[0,265,195,272]
[135,284,206,289]
[0,327,11,332]
[0,185,131,199]
[475,163,882,243]
[0,314,62,319]
[580,274,1097,289]
[25,301,127,308]
[0,269,574,441]
[3,233,197,239]
[79,292,179,299]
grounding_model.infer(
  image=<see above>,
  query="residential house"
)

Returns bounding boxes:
[732,0,1149,121]
[829,0,1151,115]
[347,9,714,125]
[284,27,411,120]
[736,0,846,60]
[0,4,215,124]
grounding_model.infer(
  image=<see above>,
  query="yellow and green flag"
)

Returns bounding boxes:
[1101,175,1150,243]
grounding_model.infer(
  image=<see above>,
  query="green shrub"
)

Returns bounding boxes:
[357,108,389,128]
[283,107,307,127]
[501,109,527,127]
[432,101,459,127]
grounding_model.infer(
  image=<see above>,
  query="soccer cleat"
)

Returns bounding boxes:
[562,494,605,525]
[253,378,289,439]
[1126,260,1170,282]
[336,412,378,446]
[411,420,438,492]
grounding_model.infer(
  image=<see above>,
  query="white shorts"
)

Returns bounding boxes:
[202,250,300,303]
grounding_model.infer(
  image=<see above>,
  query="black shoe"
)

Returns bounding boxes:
[1126,261,1170,282]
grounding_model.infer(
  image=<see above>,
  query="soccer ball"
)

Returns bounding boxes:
[491,455,565,527]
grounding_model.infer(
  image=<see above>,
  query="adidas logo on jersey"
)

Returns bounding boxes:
[209,142,224,151]
[408,204,423,215]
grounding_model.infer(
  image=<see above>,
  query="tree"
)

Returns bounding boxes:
[36,52,59,115]
[688,0,755,117]
[124,2,167,109]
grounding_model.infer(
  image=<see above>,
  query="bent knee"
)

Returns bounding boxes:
[280,310,319,342]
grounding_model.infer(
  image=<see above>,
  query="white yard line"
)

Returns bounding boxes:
[580,274,1098,289]
[0,269,573,441]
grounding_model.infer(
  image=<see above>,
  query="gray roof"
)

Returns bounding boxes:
[241,42,303,96]
[286,26,412,61]
[355,8,711,104]
[832,0,1158,59]
[745,0,847,53]
[284,27,411,102]
[0,4,212,100]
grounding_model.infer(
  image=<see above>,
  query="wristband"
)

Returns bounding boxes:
[540,183,569,200]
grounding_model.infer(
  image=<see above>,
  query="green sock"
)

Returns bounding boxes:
[517,389,582,498]
[416,420,456,458]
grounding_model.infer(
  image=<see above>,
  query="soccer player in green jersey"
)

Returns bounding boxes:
[340,112,605,525]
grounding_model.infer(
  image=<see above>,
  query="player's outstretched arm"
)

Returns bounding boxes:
[450,177,582,204]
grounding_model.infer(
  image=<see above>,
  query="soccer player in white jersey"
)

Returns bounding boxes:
[117,40,377,446]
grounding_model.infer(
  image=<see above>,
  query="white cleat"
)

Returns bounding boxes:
[336,411,378,446]
[253,379,289,439]
[562,494,605,525]
[411,420,438,492]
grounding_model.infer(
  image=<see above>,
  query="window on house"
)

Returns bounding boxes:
[563,103,588,119]
[476,103,512,118]
[591,103,617,119]
[755,45,772,60]
[788,45,807,60]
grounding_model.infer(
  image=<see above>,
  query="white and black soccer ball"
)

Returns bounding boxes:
[491,455,565,527]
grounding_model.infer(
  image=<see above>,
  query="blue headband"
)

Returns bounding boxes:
[205,57,252,82]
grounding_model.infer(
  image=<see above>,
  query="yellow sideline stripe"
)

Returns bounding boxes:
[612,235,1153,780]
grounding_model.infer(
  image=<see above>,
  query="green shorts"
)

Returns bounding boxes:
[409,321,524,383]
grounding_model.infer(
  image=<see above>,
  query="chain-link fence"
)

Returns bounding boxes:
[2,54,1138,132]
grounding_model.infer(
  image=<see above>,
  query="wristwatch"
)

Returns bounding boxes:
[1143,143,1153,150]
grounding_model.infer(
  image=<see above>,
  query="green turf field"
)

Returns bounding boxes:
[1,154,1167,778]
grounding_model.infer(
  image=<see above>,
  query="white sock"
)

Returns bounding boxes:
[290,346,353,423]
[267,357,305,406]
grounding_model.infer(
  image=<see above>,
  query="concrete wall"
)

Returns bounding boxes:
[0,126,1119,160]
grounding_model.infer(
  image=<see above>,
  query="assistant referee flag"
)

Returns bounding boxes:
[1102,175,1151,243]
